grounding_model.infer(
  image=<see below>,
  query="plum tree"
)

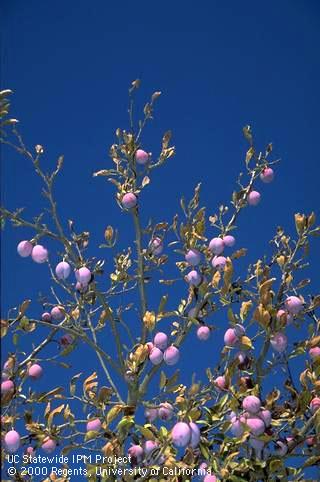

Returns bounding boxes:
[0,84,319,482]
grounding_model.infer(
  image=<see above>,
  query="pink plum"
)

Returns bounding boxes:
[197,325,210,341]
[275,440,288,456]
[55,261,71,280]
[1,380,14,395]
[28,363,43,380]
[310,397,320,413]
[158,403,174,421]
[42,438,56,454]
[224,328,238,347]
[212,256,227,271]
[214,376,227,390]
[245,417,265,436]
[121,192,137,209]
[285,296,303,314]
[222,235,235,247]
[76,281,88,293]
[25,446,35,456]
[185,270,202,286]
[75,267,92,285]
[163,346,180,366]
[4,430,20,453]
[306,436,316,446]
[259,409,272,427]
[249,437,264,453]
[51,306,64,321]
[149,237,163,256]
[276,309,293,325]
[234,324,245,337]
[198,462,208,477]
[309,347,320,359]
[260,167,274,183]
[204,476,217,482]
[31,244,48,263]
[146,342,154,353]
[149,347,163,365]
[144,440,158,455]
[185,248,201,266]
[145,407,158,422]
[248,191,261,206]
[270,332,288,353]
[189,422,200,448]
[171,422,191,447]
[128,444,144,464]
[135,149,149,165]
[17,240,33,257]
[153,332,168,350]
[209,237,224,255]
[230,418,244,437]
[86,418,101,432]
[242,395,261,414]
[41,312,52,322]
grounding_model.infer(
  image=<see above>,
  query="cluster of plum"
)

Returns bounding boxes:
[147,332,180,366]
[228,394,320,456]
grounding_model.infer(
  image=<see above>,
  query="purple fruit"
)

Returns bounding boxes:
[222,235,235,247]
[309,347,320,359]
[41,312,52,322]
[4,430,20,453]
[247,191,261,206]
[209,237,224,255]
[260,167,274,183]
[163,346,180,366]
[135,149,149,165]
[1,380,14,395]
[259,410,272,428]
[198,462,208,477]
[153,332,168,350]
[121,192,137,209]
[275,440,288,456]
[214,376,226,390]
[189,422,200,448]
[185,270,202,286]
[245,417,265,436]
[17,240,33,257]
[144,440,158,455]
[171,422,191,447]
[211,256,227,271]
[230,418,244,437]
[76,281,88,293]
[145,407,158,422]
[249,436,264,452]
[25,446,35,456]
[242,395,261,414]
[234,324,245,337]
[55,261,71,280]
[51,306,64,321]
[310,397,320,413]
[28,363,43,380]
[149,347,163,365]
[204,476,217,482]
[149,237,163,256]
[31,244,48,263]
[285,296,303,314]
[42,438,56,454]
[86,418,101,432]
[185,248,201,266]
[75,267,92,285]
[197,326,210,341]
[158,403,174,421]
[224,328,238,347]
[276,309,293,325]
[270,332,288,353]
[128,444,144,464]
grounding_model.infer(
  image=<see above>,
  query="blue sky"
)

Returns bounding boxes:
[1,0,320,479]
